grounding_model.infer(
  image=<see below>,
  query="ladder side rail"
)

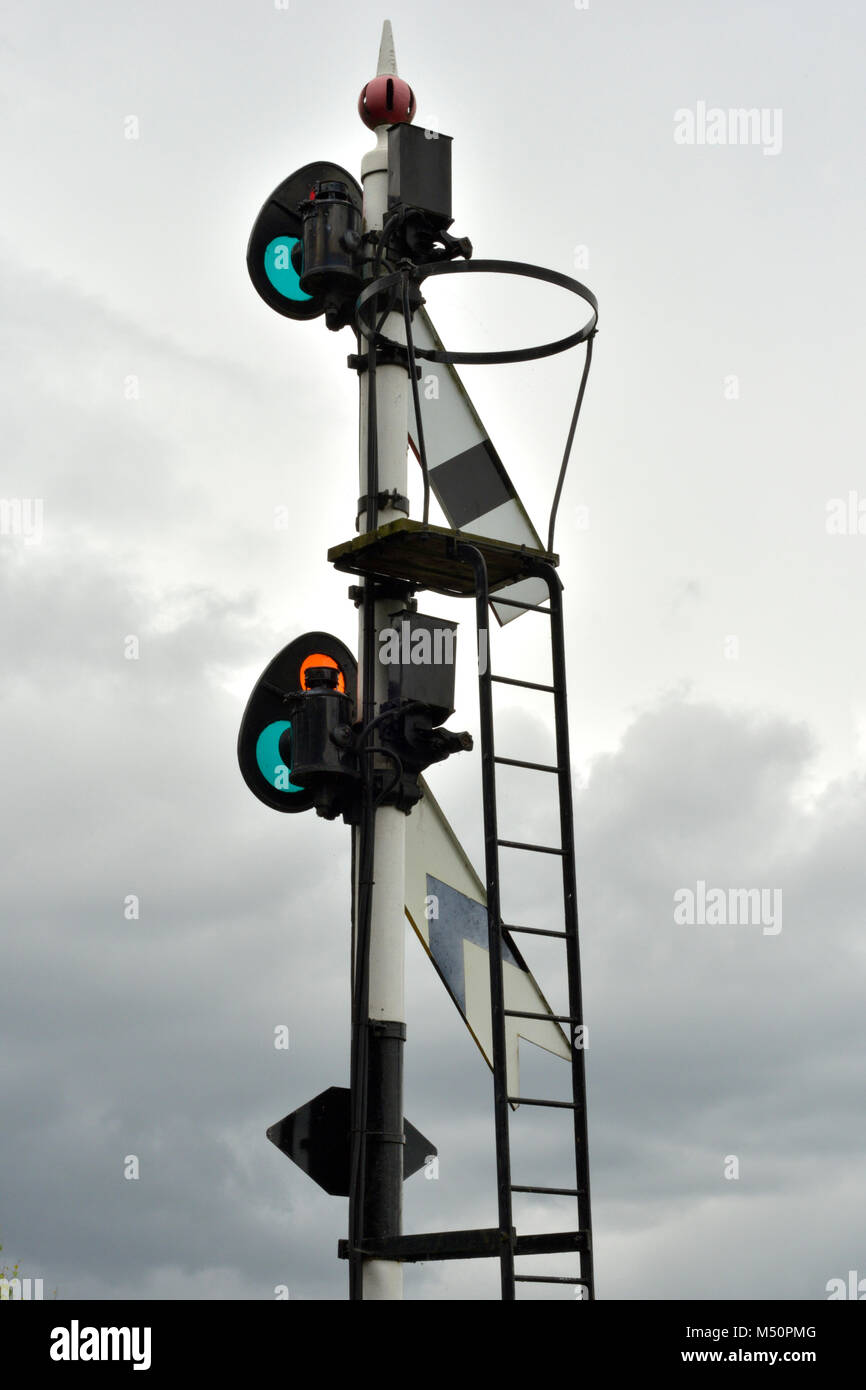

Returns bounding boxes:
[455,539,516,1301]
[528,558,595,1300]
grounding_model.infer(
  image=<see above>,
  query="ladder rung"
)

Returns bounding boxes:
[511,1184,583,1196]
[490,674,556,693]
[497,838,563,856]
[504,924,568,940]
[494,756,561,774]
[504,1009,578,1023]
[490,596,552,613]
[515,1275,589,1285]
[513,1230,588,1255]
[507,1096,579,1109]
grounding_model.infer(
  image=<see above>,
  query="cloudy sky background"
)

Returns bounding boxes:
[1,0,864,1299]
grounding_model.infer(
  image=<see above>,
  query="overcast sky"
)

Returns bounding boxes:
[1,0,864,1301]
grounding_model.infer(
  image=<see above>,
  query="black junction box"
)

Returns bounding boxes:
[387,124,453,227]
[381,610,458,724]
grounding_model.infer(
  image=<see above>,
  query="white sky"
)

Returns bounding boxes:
[1,0,864,1301]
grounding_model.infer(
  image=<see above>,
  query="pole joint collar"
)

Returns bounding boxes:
[367,1019,407,1041]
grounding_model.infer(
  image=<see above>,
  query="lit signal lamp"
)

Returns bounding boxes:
[299,652,346,693]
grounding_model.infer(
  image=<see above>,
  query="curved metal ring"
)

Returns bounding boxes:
[355,258,598,366]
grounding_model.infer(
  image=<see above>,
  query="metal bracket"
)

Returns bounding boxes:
[347,346,421,377]
[358,1130,406,1145]
[423,227,473,263]
[356,489,410,529]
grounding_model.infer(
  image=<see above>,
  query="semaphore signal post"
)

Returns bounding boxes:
[239,19,598,1301]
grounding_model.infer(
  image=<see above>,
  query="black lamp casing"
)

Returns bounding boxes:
[289,671,359,820]
[298,181,363,300]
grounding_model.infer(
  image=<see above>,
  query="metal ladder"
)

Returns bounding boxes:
[331,522,594,1298]
[455,541,594,1301]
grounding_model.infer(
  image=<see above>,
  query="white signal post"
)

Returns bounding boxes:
[355,19,412,1301]
[242,10,598,1304]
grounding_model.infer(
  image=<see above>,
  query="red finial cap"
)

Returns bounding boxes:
[358,74,416,130]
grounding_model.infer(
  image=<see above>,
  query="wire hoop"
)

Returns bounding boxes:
[355,259,598,366]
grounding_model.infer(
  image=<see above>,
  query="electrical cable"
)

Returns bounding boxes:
[401,271,431,525]
[347,574,376,1301]
[371,747,404,808]
[354,700,424,749]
